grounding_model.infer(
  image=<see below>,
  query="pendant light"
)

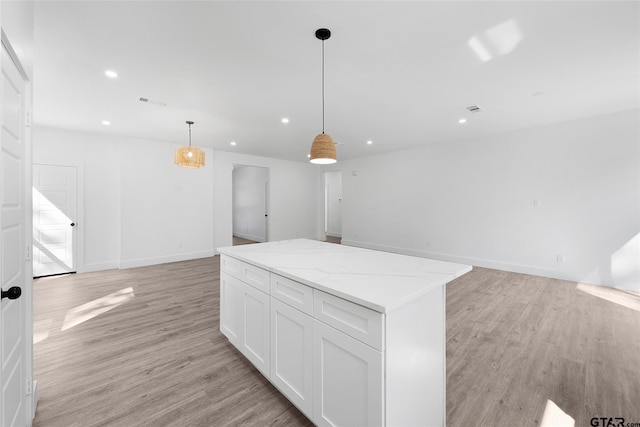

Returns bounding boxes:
[174,120,205,168]
[309,28,337,165]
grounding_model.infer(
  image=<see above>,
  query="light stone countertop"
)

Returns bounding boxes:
[217,238,472,313]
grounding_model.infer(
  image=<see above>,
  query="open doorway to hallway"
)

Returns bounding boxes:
[232,165,269,246]
[324,171,342,244]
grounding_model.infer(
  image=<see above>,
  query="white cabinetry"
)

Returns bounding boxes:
[270,298,313,417]
[218,240,471,427]
[221,257,386,426]
[220,272,243,347]
[313,319,383,427]
[241,283,270,376]
[219,259,270,376]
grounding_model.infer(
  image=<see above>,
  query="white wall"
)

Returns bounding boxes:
[214,150,323,251]
[232,165,268,242]
[33,127,323,270]
[119,137,214,268]
[33,110,638,291]
[338,109,640,291]
[32,127,215,271]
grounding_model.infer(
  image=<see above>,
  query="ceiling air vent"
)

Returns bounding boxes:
[466,105,482,113]
[138,97,167,107]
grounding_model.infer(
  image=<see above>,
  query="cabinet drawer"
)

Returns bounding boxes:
[221,255,270,294]
[271,274,313,316]
[313,290,384,351]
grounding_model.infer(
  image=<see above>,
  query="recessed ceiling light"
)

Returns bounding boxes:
[105,70,118,78]
[459,118,467,124]
[281,118,289,124]
[101,120,111,126]
[366,140,373,145]
[230,141,237,146]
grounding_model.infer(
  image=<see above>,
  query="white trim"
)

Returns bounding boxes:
[82,262,120,273]
[32,379,38,419]
[119,250,215,270]
[0,29,29,81]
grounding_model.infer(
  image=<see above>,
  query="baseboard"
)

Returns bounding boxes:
[341,239,639,291]
[81,262,120,273]
[233,231,266,242]
[32,379,38,420]
[119,251,215,269]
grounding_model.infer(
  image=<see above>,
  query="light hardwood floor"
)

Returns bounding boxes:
[32,256,640,426]
[232,236,258,246]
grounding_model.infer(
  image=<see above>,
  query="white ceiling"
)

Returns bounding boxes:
[33,1,639,163]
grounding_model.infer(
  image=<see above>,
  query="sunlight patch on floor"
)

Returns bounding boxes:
[61,287,135,331]
[34,318,53,344]
[540,399,574,427]
[577,283,640,313]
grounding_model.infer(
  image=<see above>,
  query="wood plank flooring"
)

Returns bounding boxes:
[32,256,640,426]
[232,236,259,246]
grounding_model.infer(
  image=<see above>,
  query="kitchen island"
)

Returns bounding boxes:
[217,239,471,426]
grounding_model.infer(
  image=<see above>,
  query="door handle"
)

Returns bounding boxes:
[70,222,76,227]
[1,286,21,300]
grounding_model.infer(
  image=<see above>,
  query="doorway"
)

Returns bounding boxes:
[32,164,77,277]
[232,165,269,245]
[324,171,342,241]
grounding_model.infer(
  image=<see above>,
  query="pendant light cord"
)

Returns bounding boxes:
[321,39,325,134]
[186,121,193,148]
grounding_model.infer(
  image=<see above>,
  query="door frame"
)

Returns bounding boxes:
[1,29,35,424]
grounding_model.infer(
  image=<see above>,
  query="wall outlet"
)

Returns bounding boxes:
[556,254,565,263]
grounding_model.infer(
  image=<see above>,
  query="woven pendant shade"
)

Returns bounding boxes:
[174,146,205,168]
[174,120,205,168]
[310,133,337,164]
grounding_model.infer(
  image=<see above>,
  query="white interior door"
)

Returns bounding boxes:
[1,39,29,427]
[32,164,77,277]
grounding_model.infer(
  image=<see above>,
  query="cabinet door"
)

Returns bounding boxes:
[270,298,313,418]
[313,320,384,427]
[242,283,270,376]
[220,272,243,347]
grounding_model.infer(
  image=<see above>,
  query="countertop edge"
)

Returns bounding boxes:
[218,246,473,314]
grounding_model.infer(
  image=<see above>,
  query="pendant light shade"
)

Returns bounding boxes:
[310,133,336,164]
[174,121,205,168]
[309,28,337,165]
